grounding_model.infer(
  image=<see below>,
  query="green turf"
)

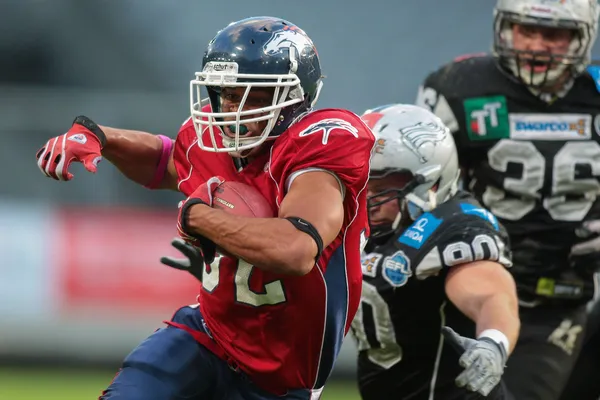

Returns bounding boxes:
[0,367,360,399]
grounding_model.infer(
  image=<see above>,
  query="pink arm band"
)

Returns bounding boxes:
[145,135,174,189]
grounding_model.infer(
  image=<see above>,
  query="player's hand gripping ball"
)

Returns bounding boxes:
[211,181,274,218]
[210,180,274,258]
[178,177,274,260]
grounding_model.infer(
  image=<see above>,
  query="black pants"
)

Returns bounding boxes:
[503,302,588,400]
[558,299,600,400]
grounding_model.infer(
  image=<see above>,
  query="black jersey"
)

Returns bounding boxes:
[417,54,600,301]
[351,191,511,399]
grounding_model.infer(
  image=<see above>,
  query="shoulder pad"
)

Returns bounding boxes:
[438,53,495,75]
[291,109,370,144]
[421,54,498,101]
[456,202,500,231]
[586,64,600,94]
[396,198,501,251]
[397,212,444,250]
[453,52,488,63]
[395,203,511,274]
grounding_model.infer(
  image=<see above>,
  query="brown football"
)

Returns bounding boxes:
[211,181,274,218]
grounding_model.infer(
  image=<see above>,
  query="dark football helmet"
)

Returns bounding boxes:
[190,16,323,156]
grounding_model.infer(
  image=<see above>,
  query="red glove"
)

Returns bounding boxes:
[177,176,225,264]
[36,116,107,181]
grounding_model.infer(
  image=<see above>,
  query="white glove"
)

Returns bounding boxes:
[442,326,508,396]
[571,220,600,256]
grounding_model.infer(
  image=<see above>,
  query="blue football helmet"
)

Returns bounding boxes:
[190,16,323,156]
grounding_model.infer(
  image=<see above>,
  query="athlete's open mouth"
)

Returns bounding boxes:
[522,59,551,73]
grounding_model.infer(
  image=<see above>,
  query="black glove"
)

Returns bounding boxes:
[160,238,205,283]
[176,177,223,264]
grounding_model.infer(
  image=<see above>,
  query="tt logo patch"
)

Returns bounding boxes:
[463,96,509,140]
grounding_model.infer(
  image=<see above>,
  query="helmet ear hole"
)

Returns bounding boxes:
[431,180,440,193]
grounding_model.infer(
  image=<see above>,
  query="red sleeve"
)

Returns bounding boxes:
[172,106,239,196]
[273,109,375,196]
[173,117,198,189]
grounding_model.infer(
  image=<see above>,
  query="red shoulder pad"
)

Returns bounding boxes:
[291,109,373,145]
[453,52,488,63]
[269,109,374,194]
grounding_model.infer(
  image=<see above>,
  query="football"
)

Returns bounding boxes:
[211,181,274,218]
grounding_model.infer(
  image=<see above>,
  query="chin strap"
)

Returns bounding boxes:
[391,212,402,231]
[405,191,435,213]
[232,157,249,171]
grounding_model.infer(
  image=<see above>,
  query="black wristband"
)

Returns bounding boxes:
[285,217,324,262]
[73,115,107,148]
[178,198,216,264]
[179,198,208,235]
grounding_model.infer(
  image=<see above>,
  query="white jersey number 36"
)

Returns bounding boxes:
[480,140,600,221]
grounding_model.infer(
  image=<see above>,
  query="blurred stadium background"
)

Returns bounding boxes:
[2,1,598,398]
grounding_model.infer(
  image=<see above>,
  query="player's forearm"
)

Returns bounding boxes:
[186,205,316,275]
[445,262,520,353]
[469,292,520,354]
[100,125,177,189]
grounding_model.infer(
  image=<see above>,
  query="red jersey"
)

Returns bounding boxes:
[172,107,374,394]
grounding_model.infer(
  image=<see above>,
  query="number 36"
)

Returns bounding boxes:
[481,140,600,221]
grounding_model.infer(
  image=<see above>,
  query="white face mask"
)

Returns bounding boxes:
[190,63,305,154]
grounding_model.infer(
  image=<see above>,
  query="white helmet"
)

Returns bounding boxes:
[361,104,460,235]
[493,0,600,88]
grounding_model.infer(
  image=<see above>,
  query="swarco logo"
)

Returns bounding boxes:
[514,120,586,135]
[509,114,591,140]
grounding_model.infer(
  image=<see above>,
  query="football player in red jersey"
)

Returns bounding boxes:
[36,16,375,400]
